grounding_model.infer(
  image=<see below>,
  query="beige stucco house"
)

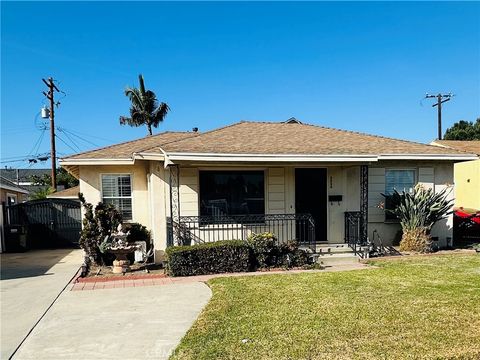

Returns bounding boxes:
[60,119,478,262]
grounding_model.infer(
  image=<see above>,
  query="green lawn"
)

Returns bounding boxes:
[171,254,480,359]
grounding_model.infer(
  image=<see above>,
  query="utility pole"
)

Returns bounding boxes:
[42,77,60,190]
[425,93,453,140]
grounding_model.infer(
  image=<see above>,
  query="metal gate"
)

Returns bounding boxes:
[5,199,81,249]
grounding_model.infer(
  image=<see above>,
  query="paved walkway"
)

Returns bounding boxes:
[1,249,83,360]
[71,262,369,291]
[13,282,212,360]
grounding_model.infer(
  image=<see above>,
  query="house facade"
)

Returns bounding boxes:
[0,176,29,205]
[61,120,478,262]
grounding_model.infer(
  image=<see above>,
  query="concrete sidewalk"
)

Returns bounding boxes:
[1,249,83,359]
[13,282,212,360]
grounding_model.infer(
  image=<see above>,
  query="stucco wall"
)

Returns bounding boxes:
[78,161,151,229]
[454,159,480,210]
[76,160,456,259]
[0,188,28,204]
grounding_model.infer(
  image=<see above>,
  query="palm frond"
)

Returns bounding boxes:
[120,75,170,135]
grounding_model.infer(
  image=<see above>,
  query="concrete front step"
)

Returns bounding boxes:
[316,246,353,254]
[316,253,360,266]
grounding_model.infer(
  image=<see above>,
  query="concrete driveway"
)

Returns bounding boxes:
[13,282,212,359]
[1,249,83,359]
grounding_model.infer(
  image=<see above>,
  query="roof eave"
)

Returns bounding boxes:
[167,152,379,162]
[378,154,479,161]
[60,158,136,166]
[0,184,30,194]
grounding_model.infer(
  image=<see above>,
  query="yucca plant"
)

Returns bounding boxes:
[381,185,453,252]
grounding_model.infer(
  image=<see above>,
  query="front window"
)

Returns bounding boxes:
[101,174,132,220]
[385,169,415,221]
[199,170,265,217]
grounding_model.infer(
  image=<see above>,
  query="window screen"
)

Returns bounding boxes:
[101,174,132,220]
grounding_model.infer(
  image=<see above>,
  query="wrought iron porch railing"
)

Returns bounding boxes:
[344,211,369,258]
[167,213,316,251]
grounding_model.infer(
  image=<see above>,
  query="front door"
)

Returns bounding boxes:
[295,168,327,243]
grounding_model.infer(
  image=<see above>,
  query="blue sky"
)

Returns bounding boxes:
[2,1,479,169]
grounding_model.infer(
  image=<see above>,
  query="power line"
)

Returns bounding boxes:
[55,134,79,154]
[60,127,113,143]
[27,129,46,156]
[59,127,99,147]
[56,128,83,152]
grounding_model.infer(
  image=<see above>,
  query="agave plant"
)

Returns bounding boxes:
[381,184,453,252]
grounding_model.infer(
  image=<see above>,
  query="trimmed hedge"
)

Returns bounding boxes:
[166,240,252,277]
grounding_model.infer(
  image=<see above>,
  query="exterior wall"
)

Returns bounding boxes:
[367,161,455,247]
[0,188,28,204]
[78,161,151,229]
[148,162,169,260]
[175,165,360,244]
[454,159,480,210]
[75,159,456,260]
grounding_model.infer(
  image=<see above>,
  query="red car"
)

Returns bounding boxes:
[454,207,480,242]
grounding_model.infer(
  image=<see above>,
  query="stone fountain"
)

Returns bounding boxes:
[106,224,141,274]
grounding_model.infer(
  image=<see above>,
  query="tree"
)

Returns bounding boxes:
[119,74,170,136]
[30,187,54,200]
[444,118,480,140]
[29,168,79,189]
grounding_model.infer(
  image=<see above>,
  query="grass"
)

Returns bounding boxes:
[171,254,480,359]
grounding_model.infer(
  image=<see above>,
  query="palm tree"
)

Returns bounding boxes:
[119,75,170,136]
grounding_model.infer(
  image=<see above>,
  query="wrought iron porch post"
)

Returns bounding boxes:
[360,165,369,244]
[169,165,181,245]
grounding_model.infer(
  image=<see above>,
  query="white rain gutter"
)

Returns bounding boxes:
[164,152,379,163]
[378,154,478,161]
[60,151,478,166]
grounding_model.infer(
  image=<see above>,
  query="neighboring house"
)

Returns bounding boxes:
[0,176,29,205]
[0,168,51,197]
[431,140,480,211]
[60,120,478,262]
[47,185,80,200]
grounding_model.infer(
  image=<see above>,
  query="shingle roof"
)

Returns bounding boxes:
[161,121,469,155]
[62,121,473,161]
[47,185,80,199]
[0,176,29,193]
[432,140,480,156]
[64,131,198,160]
[0,168,50,183]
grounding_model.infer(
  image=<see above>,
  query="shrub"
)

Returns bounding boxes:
[166,240,252,277]
[248,233,311,269]
[79,193,123,265]
[279,240,310,267]
[247,232,279,268]
[381,185,453,253]
[400,228,432,252]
